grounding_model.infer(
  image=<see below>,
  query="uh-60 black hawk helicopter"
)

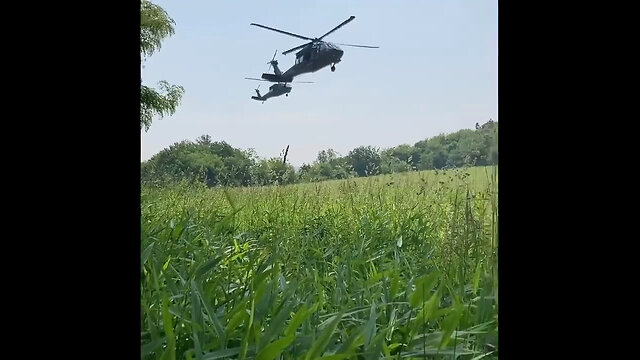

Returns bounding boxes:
[245,50,314,103]
[249,16,379,83]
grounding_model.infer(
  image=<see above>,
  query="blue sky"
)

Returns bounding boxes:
[141,0,497,167]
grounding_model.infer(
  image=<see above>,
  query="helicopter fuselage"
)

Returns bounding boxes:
[286,42,344,76]
[261,42,344,82]
[252,16,377,83]
[252,83,292,102]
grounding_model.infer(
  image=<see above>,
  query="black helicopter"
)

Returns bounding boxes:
[250,16,378,83]
[249,84,290,103]
[245,50,313,103]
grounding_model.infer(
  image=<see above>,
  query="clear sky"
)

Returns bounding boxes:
[141,0,497,167]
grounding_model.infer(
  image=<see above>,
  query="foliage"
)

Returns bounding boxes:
[141,121,498,188]
[381,147,413,174]
[298,149,352,183]
[251,158,297,186]
[141,81,185,132]
[141,0,175,58]
[140,0,185,131]
[141,166,499,359]
[141,138,255,187]
[347,146,382,177]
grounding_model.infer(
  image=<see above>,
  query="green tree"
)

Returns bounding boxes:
[417,135,449,170]
[477,119,498,164]
[380,151,412,174]
[317,149,339,163]
[298,163,312,179]
[297,149,352,182]
[347,146,381,177]
[141,140,208,186]
[251,158,296,185]
[141,136,256,187]
[387,144,415,163]
[455,130,487,166]
[380,145,415,174]
[140,0,185,131]
[196,134,212,145]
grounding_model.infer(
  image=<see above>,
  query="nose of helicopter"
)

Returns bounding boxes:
[333,48,344,61]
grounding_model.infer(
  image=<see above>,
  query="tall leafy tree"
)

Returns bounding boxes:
[347,146,381,177]
[141,135,256,187]
[316,149,339,163]
[140,0,185,131]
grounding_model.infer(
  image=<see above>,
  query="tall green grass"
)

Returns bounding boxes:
[141,166,498,359]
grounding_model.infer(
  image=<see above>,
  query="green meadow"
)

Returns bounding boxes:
[141,166,498,360]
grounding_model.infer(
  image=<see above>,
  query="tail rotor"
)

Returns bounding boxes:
[266,49,278,73]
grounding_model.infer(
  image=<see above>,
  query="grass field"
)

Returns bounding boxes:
[141,166,498,360]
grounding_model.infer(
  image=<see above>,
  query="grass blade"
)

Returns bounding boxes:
[364,302,376,348]
[409,272,439,308]
[201,347,241,360]
[142,242,155,266]
[285,303,319,337]
[335,327,364,355]
[256,335,295,360]
[160,293,176,360]
[141,337,164,358]
[191,285,204,360]
[239,297,255,360]
[439,303,464,349]
[305,310,344,360]
[259,299,295,350]
[193,281,226,348]
[470,351,495,360]
[193,256,222,280]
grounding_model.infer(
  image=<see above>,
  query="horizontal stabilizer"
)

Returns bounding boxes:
[261,73,293,83]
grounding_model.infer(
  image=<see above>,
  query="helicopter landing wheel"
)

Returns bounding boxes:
[286,94,288,97]
[331,65,336,72]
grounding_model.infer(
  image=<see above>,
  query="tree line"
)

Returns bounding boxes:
[141,120,497,187]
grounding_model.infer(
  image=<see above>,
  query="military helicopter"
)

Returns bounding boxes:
[248,84,289,103]
[250,16,378,83]
[245,50,313,103]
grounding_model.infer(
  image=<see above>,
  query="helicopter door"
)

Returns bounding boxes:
[310,45,321,61]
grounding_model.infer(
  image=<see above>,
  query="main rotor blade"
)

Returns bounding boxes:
[318,16,355,40]
[282,42,312,55]
[291,81,314,83]
[250,23,314,41]
[335,43,379,49]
